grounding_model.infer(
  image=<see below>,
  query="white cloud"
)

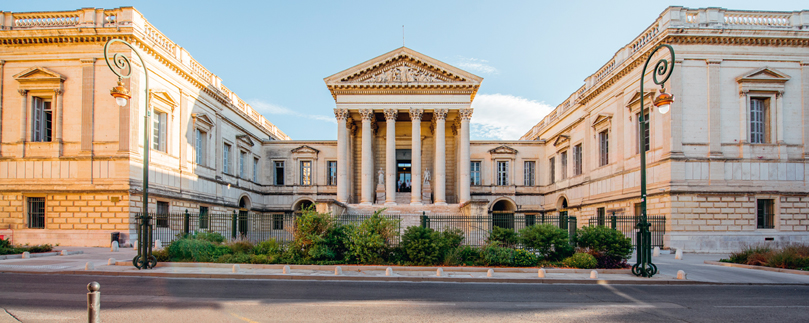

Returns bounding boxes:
[456,57,499,75]
[248,99,336,124]
[469,94,554,140]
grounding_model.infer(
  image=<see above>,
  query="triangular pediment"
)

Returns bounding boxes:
[592,113,613,128]
[13,66,66,81]
[150,89,178,108]
[291,145,319,154]
[236,135,255,147]
[324,47,483,100]
[553,135,570,147]
[625,91,655,108]
[488,145,518,155]
[191,113,214,127]
[737,67,790,84]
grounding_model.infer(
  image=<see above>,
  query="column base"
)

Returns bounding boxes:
[410,202,423,206]
[434,202,447,206]
[384,202,397,206]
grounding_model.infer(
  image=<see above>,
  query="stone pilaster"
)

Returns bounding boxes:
[459,108,473,204]
[335,108,349,203]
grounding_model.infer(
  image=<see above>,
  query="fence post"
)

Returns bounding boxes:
[420,211,428,228]
[183,209,190,236]
[569,216,577,245]
[559,212,568,230]
[231,211,237,239]
[87,282,100,323]
[611,212,617,230]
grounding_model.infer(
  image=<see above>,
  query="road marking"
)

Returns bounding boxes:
[227,311,259,323]
[715,306,809,308]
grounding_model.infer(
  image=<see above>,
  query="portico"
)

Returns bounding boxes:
[324,47,482,206]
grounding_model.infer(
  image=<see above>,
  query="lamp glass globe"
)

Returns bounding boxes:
[115,97,128,107]
[657,103,670,115]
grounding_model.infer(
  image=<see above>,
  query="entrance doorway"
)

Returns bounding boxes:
[238,197,249,236]
[396,149,412,192]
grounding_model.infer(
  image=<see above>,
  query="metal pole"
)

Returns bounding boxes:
[104,39,155,269]
[87,282,100,323]
[633,44,674,278]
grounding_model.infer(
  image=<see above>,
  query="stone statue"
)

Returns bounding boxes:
[423,169,431,184]
[378,168,384,185]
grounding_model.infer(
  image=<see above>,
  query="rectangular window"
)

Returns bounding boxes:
[199,206,209,230]
[496,161,509,186]
[597,207,606,226]
[637,111,650,153]
[549,157,555,184]
[757,199,775,229]
[599,130,609,166]
[560,151,568,180]
[27,197,45,229]
[300,160,312,186]
[223,144,231,174]
[471,161,481,185]
[31,97,52,142]
[524,161,535,186]
[573,144,582,176]
[750,98,768,144]
[274,161,285,185]
[195,129,207,165]
[156,201,169,228]
[239,151,246,178]
[272,214,284,230]
[253,158,259,182]
[153,111,167,152]
[327,161,337,186]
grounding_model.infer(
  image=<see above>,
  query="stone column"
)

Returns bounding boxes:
[54,89,63,142]
[434,109,448,205]
[459,108,473,204]
[18,89,27,142]
[384,108,397,205]
[409,108,423,205]
[359,109,374,205]
[335,109,349,203]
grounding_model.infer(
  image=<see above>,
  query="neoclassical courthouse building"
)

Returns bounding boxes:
[0,6,807,251]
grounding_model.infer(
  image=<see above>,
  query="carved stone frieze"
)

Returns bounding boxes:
[383,108,398,121]
[348,62,450,84]
[409,108,424,121]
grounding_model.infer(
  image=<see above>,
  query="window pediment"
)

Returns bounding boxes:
[192,113,214,132]
[14,67,65,91]
[150,89,178,111]
[625,91,654,110]
[291,145,320,154]
[236,135,255,148]
[737,67,789,94]
[591,113,613,129]
[488,145,518,155]
[553,135,570,147]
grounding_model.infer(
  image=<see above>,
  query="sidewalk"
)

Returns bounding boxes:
[1,247,808,285]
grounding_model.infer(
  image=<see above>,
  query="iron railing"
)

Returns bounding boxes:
[587,213,666,248]
[422,212,578,247]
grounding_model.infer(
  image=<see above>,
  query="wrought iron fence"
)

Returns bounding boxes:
[422,212,578,247]
[587,213,666,248]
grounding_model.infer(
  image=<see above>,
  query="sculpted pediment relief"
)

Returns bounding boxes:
[488,145,518,155]
[344,61,452,84]
[291,145,320,154]
[737,67,790,84]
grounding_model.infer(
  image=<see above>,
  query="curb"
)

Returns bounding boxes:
[0,250,83,260]
[704,260,809,276]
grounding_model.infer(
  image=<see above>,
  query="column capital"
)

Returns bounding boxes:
[384,108,398,121]
[334,108,349,121]
[359,109,374,121]
[18,89,28,96]
[54,89,63,96]
[459,108,473,121]
[409,108,424,121]
[434,108,448,121]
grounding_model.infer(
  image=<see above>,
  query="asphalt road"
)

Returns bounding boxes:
[1,273,808,322]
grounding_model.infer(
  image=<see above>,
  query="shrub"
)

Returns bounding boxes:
[487,226,518,248]
[588,251,629,269]
[576,226,632,260]
[216,253,251,264]
[0,238,11,249]
[519,224,571,261]
[345,210,399,264]
[443,245,480,266]
[192,232,225,244]
[401,226,441,265]
[167,238,217,262]
[226,240,255,254]
[293,209,333,254]
[562,252,597,269]
[25,244,53,253]
[480,243,514,266]
[254,239,282,256]
[439,228,465,251]
[513,249,538,267]
[153,248,170,262]
[726,244,771,264]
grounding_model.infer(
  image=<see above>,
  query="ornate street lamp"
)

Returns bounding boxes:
[104,39,156,269]
[633,44,675,278]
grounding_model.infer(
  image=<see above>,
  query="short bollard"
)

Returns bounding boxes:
[537,268,546,278]
[154,240,163,250]
[385,267,393,276]
[87,282,100,323]
[590,270,598,279]
[110,241,119,252]
[335,266,342,275]
[132,240,137,250]
[283,265,290,274]
[653,246,660,257]
[436,268,443,277]
[232,264,240,273]
[486,269,494,277]
[107,258,116,266]
[675,249,683,260]
[61,250,69,256]
[85,262,95,271]
[22,252,30,259]
[677,270,687,280]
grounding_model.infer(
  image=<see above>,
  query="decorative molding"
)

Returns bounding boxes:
[736,67,790,94]
[459,108,473,121]
[291,145,320,154]
[334,108,349,121]
[409,108,424,121]
[383,108,398,120]
[359,109,374,121]
[488,145,518,155]
[553,135,570,147]
[150,89,178,111]
[350,61,452,84]
[236,134,255,147]
[17,89,28,96]
[591,113,613,129]
[433,108,448,121]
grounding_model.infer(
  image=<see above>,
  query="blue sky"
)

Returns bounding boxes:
[6,1,806,140]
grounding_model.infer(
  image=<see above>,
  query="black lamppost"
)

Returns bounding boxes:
[104,39,156,269]
[633,44,675,278]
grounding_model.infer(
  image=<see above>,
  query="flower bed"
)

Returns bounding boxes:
[154,209,633,269]
[720,243,809,271]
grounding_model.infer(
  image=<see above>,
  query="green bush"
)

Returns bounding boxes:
[0,238,11,249]
[726,245,771,264]
[226,240,255,254]
[480,244,514,266]
[345,210,399,264]
[216,253,251,264]
[167,238,217,262]
[401,226,441,265]
[576,226,632,260]
[254,239,282,256]
[562,252,597,269]
[191,232,225,244]
[443,245,480,266]
[487,226,518,248]
[153,248,170,262]
[513,249,538,267]
[519,224,571,261]
[439,228,465,251]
